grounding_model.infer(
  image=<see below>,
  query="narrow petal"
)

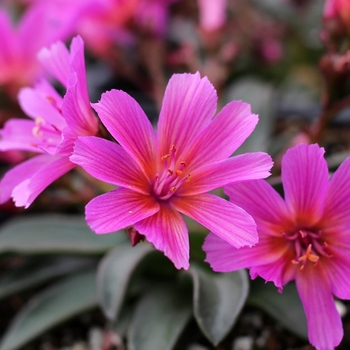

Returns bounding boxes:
[92,89,157,179]
[12,156,75,208]
[86,188,160,233]
[18,86,66,130]
[296,267,343,350]
[0,119,44,152]
[322,157,350,228]
[324,245,350,299]
[250,253,297,289]
[37,40,70,87]
[0,10,16,83]
[282,144,328,226]
[181,100,258,170]
[225,180,290,235]
[71,136,149,194]
[157,72,217,159]
[61,36,98,136]
[203,233,289,272]
[62,72,98,136]
[171,193,258,248]
[135,203,189,270]
[177,152,272,196]
[0,154,53,204]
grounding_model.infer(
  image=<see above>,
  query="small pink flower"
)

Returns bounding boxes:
[0,36,98,208]
[0,5,73,95]
[204,143,350,350]
[324,0,350,30]
[197,0,227,32]
[71,72,273,269]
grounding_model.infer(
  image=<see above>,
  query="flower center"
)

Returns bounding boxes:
[283,229,332,271]
[152,145,191,200]
[31,116,61,150]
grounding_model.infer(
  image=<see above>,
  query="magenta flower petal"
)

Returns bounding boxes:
[0,154,53,205]
[296,269,343,350]
[92,89,157,178]
[250,254,297,289]
[61,37,98,136]
[37,40,71,87]
[0,10,16,84]
[135,203,189,270]
[204,233,288,272]
[18,86,66,130]
[225,179,290,234]
[71,136,149,194]
[282,144,329,225]
[177,152,272,196]
[323,157,350,228]
[157,72,217,160]
[86,188,160,234]
[324,245,350,299]
[181,101,258,170]
[0,119,44,152]
[62,72,98,136]
[171,193,258,248]
[12,156,75,208]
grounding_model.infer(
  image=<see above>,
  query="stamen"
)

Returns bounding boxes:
[161,154,170,161]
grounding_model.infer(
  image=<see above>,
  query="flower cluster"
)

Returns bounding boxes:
[1,33,349,350]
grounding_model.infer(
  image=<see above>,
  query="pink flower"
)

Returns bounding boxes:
[197,0,227,32]
[324,0,350,30]
[0,36,98,208]
[204,143,350,350]
[70,72,273,269]
[0,5,73,95]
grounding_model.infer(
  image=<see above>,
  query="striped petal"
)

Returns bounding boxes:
[135,203,189,270]
[71,136,149,194]
[92,89,157,180]
[296,267,343,350]
[86,187,160,234]
[171,193,258,248]
[157,72,217,161]
[177,152,272,196]
[282,144,328,226]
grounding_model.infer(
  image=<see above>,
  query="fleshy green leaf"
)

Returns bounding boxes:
[247,278,308,339]
[97,244,153,320]
[187,265,249,345]
[0,215,127,255]
[0,269,98,350]
[97,244,175,321]
[127,285,192,350]
[0,256,96,300]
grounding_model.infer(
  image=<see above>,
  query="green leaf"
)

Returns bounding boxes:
[127,285,192,350]
[187,265,249,345]
[97,244,175,321]
[0,215,127,255]
[247,278,308,339]
[223,78,276,154]
[0,269,98,350]
[0,256,96,300]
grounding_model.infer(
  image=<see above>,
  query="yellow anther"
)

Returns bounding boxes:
[161,154,170,161]
[170,186,177,192]
[176,170,183,176]
[185,174,191,182]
